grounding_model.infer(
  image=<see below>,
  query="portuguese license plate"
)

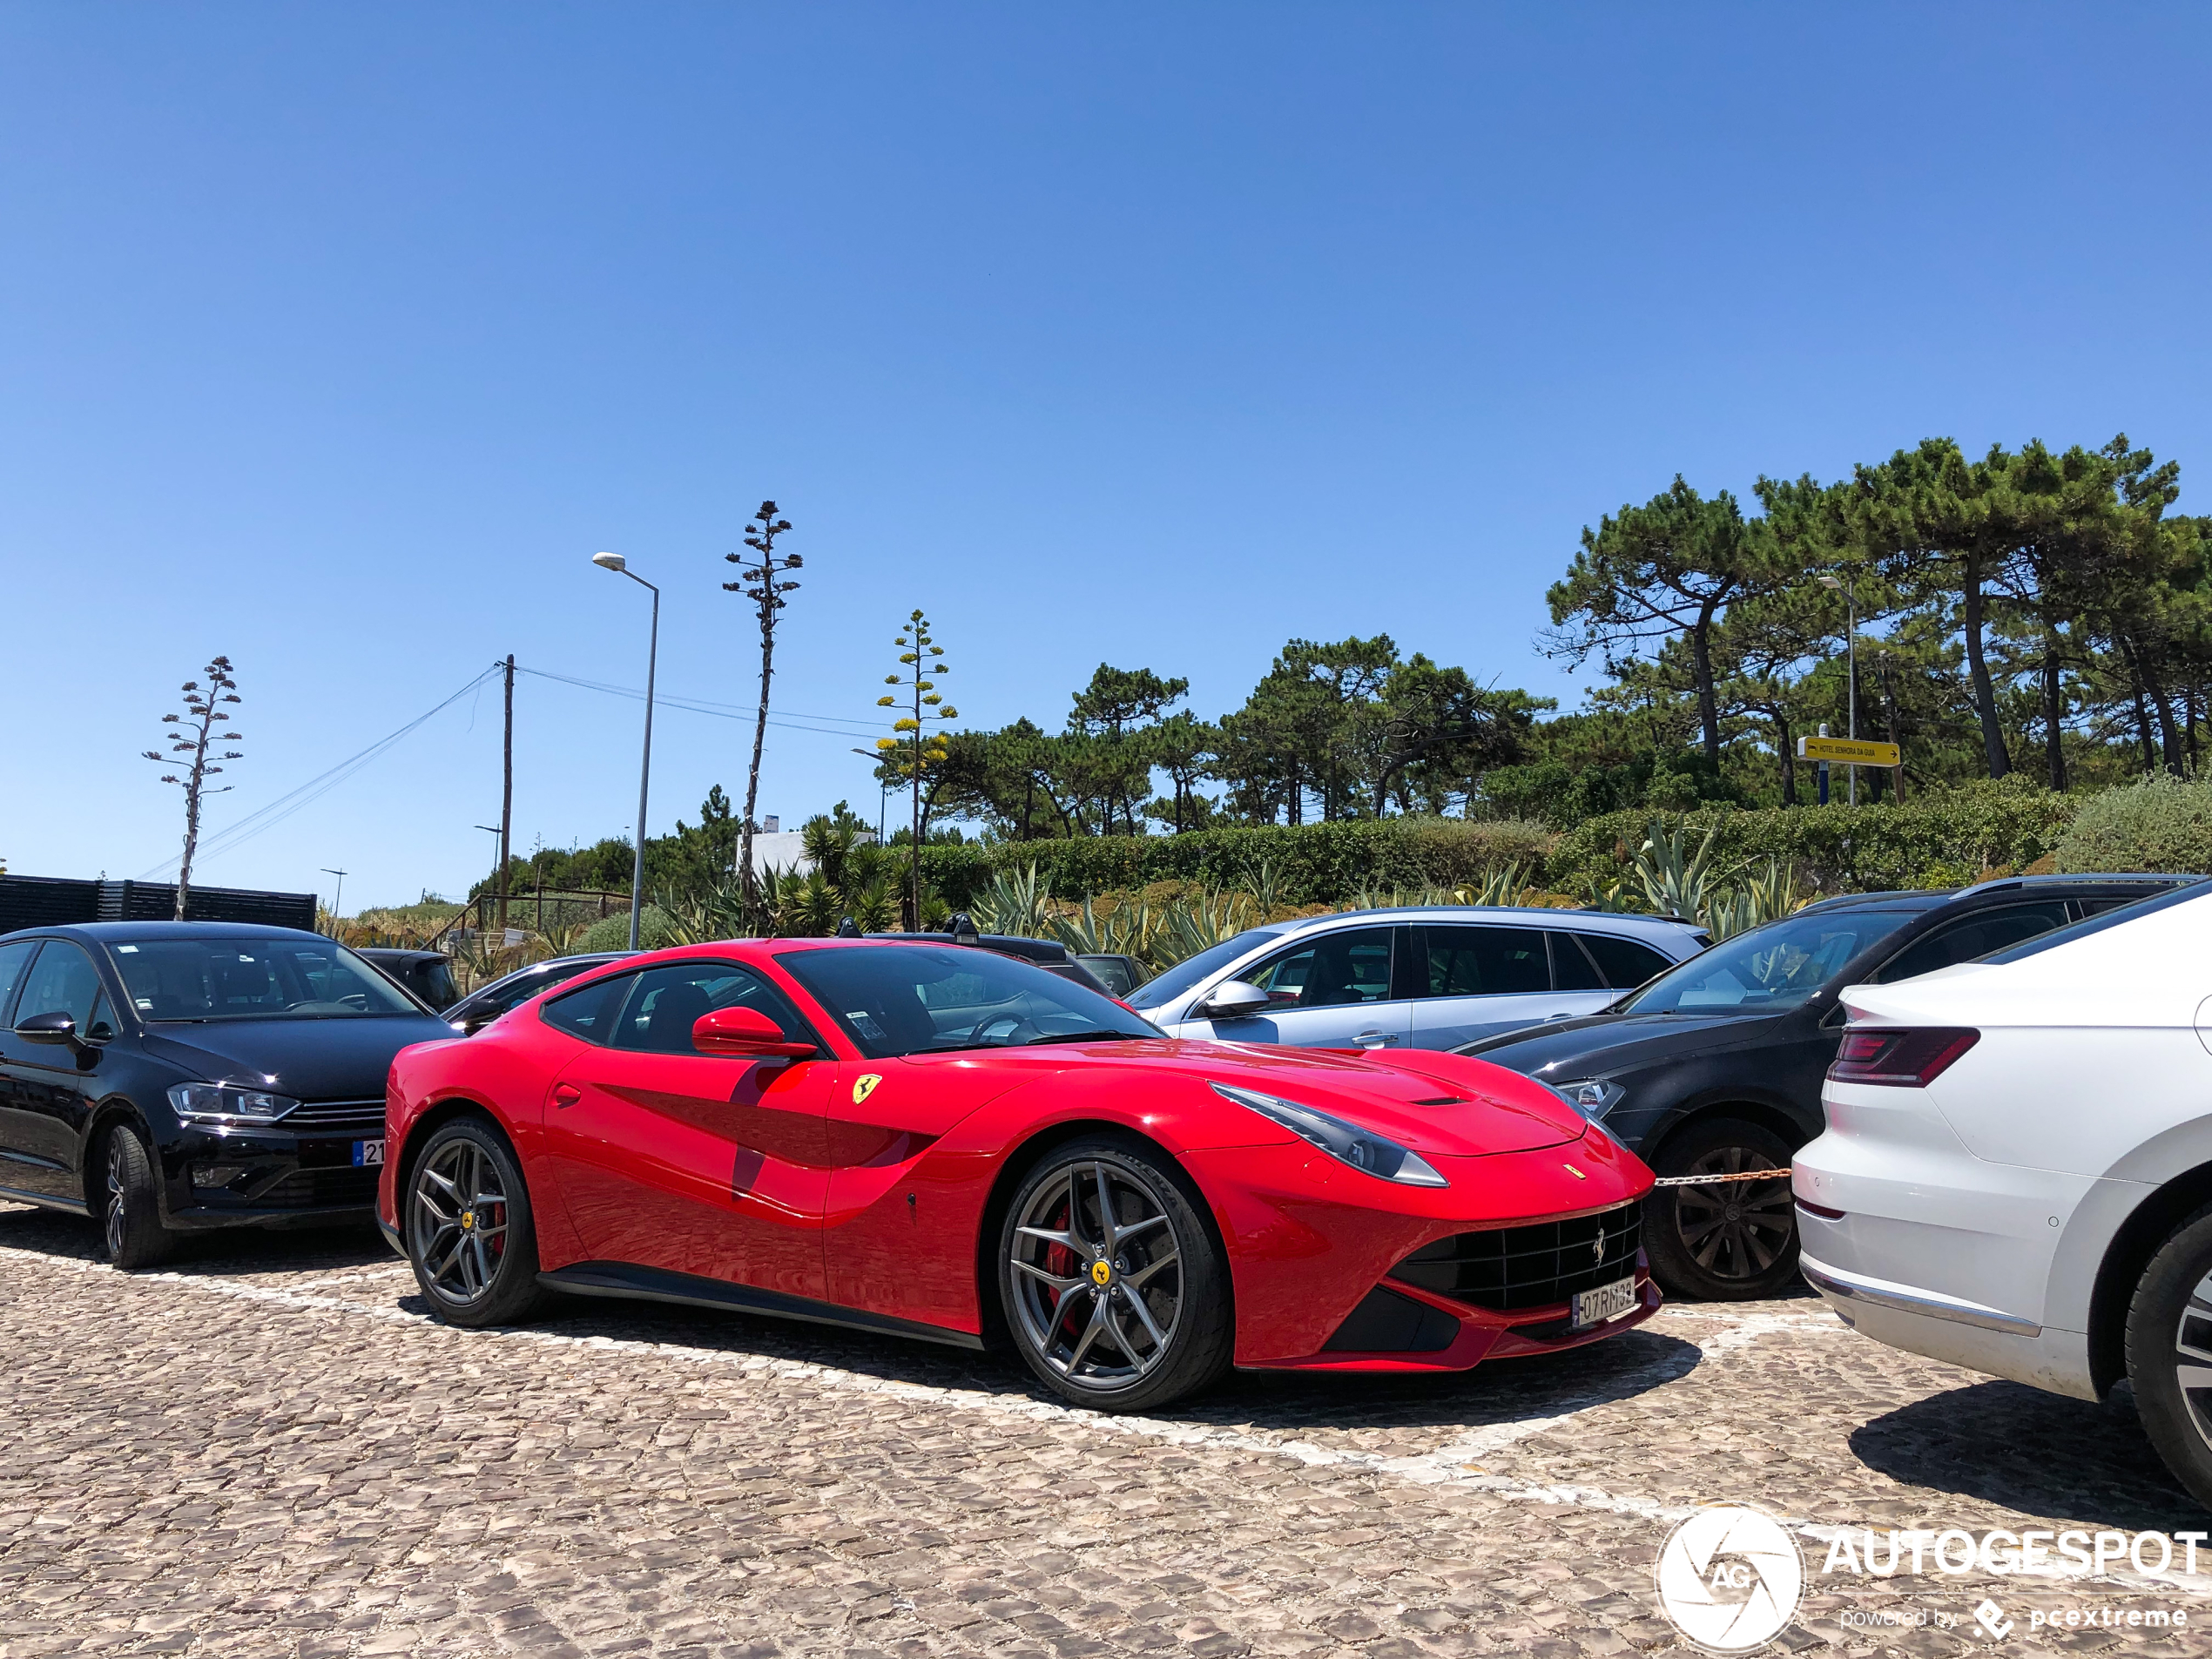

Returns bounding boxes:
[353,1138,385,1169]
[1571,1274,1636,1331]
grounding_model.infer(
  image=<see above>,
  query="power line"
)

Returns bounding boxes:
[515,664,894,738]
[137,665,504,878]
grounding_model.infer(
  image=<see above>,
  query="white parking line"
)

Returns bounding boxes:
[8,1243,2207,1597]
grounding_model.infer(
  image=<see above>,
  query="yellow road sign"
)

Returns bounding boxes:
[1797,735,1901,765]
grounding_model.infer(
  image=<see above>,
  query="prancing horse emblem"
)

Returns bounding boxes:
[852,1074,882,1106]
[1592,1228,1606,1266]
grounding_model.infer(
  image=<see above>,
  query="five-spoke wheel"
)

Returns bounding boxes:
[999,1136,1231,1411]
[405,1118,545,1325]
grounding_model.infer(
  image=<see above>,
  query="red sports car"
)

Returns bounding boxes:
[376,939,1659,1410]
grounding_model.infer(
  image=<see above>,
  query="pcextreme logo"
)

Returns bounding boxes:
[1655,1504,1805,1653]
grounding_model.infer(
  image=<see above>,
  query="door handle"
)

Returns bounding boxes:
[1355,1031,1398,1048]
[551,1083,581,1109]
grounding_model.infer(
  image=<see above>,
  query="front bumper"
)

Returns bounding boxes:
[1183,1133,1658,1369]
[154,1120,383,1231]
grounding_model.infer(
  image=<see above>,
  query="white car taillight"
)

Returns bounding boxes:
[1827,1027,1979,1088]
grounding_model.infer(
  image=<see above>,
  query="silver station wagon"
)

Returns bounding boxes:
[1127,907,1710,1051]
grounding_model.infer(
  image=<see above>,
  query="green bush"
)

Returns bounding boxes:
[2054,774,2212,873]
[1544,779,2082,897]
[577,906,681,953]
[914,819,1557,908]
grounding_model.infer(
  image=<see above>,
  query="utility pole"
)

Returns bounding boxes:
[499,654,515,932]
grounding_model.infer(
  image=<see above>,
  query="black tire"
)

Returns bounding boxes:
[2124,1203,2212,1511]
[404,1117,548,1327]
[997,1135,1233,1413]
[99,1122,177,1270]
[1642,1117,1799,1301]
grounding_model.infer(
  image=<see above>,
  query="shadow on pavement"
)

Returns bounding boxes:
[4,1198,1698,1444]
[1850,1379,2212,1531]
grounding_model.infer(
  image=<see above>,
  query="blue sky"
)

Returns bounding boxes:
[3,5,2208,909]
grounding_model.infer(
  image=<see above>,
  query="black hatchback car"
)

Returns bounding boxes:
[1462,873,2195,1301]
[0,921,455,1265]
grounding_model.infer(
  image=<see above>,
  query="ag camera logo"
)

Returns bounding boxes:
[1655,1504,1804,1652]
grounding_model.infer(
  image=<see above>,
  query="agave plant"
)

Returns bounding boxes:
[1468,863,1532,907]
[1630,821,1735,923]
[1703,858,1807,941]
[969,863,1053,937]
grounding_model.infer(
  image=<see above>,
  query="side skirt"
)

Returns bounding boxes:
[0,1184,91,1217]
[536,1260,987,1352]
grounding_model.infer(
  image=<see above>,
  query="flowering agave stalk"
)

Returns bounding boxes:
[876,610,959,929]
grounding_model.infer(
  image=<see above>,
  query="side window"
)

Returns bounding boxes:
[1577,932,1674,989]
[15,942,105,1030]
[1548,932,1608,991]
[488,968,558,1017]
[1244,927,1396,1008]
[0,940,37,1025]
[1873,901,2073,984]
[610,961,813,1055]
[542,972,634,1042]
[1415,927,1550,997]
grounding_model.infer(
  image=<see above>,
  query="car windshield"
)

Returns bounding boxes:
[1124,927,1280,1009]
[1617,909,1922,1015]
[778,943,1162,1058]
[110,936,424,1021]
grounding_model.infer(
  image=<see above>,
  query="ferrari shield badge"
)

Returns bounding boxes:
[852,1074,882,1106]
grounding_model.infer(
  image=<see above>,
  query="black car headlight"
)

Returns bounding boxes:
[1210,1082,1448,1188]
[1548,1079,1625,1121]
[167,1082,301,1127]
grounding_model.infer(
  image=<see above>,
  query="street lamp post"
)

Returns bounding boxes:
[594,551,660,951]
[320,867,347,925]
[475,826,503,936]
[850,748,888,844]
[1819,571,1859,806]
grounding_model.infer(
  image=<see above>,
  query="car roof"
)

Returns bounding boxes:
[354,947,449,963]
[0,920,337,946]
[1242,906,1703,934]
[1796,873,2195,917]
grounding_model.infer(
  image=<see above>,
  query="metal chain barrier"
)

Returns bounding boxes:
[1649,1167,1794,1189]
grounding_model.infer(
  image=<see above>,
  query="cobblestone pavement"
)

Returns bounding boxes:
[3,1204,2210,1658]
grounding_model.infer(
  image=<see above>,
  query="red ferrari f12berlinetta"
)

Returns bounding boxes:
[378,939,1657,1410]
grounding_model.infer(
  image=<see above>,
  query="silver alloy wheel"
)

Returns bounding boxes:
[1009,1159,1182,1392]
[2174,1264,2212,1452]
[105,1137,129,1258]
[411,1138,509,1304]
[1673,1145,1793,1278]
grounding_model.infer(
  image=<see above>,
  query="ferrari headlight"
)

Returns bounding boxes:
[1548,1079,1625,1121]
[1210,1082,1448,1188]
[167,1082,300,1127]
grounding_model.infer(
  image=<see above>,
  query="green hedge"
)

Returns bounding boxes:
[915,819,1556,908]
[1542,779,2084,896]
[2054,775,2212,873]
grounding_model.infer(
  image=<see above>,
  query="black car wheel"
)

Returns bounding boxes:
[2124,1203,2212,1510]
[1642,1117,1799,1301]
[405,1118,547,1327]
[100,1122,176,1271]
[998,1136,1233,1413]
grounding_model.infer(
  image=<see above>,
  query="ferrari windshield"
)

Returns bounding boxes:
[110,936,424,1021]
[779,943,1161,1058]
[1618,909,1919,1015]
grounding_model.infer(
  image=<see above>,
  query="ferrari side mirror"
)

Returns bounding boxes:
[692,1006,818,1059]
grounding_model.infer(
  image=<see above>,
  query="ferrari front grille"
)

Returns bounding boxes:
[1389,1203,1642,1312]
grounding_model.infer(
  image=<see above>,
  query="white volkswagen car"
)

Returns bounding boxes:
[1792,881,2212,1505]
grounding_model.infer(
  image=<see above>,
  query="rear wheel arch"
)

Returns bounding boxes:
[2089,1161,2212,1398]
[972,1117,1233,1352]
